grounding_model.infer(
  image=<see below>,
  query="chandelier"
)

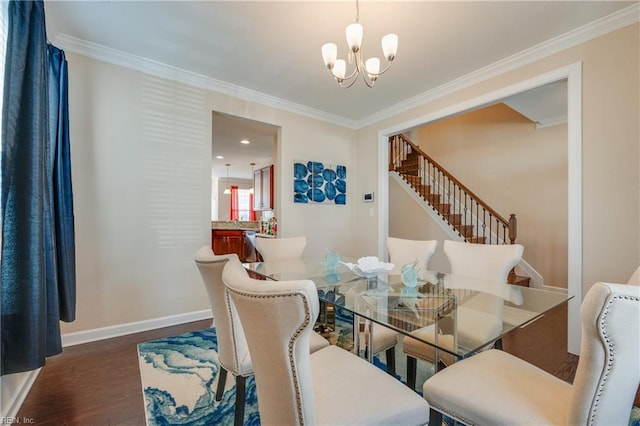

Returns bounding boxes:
[223,164,231,195]
[321,0,398,88]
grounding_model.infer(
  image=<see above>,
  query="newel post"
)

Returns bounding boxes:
[508,214,517,244]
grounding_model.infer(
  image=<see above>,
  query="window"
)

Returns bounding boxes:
[234,189,252,221]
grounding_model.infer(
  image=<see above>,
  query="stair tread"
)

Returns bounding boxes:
[510,275,531,287]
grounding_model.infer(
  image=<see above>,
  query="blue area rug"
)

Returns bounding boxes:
[138,327,260,425]
[138,312,640,426]
[136,308,389,425]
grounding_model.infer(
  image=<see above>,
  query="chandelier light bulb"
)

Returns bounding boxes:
[365,57,380,80]
[321,43,337,68]
[381,33,398,61]
[345,23,363,52]
[333,59,347,80]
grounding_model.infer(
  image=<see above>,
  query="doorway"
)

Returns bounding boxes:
[211,112,278,222]
[377,63,583,355]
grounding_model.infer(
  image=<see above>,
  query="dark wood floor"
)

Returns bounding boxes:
[16,304,639,425]
[17,319,213,426]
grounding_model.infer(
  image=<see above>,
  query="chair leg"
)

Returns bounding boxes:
[406,355,417,391]
[385,347,396,376]
[216,367,228,401]
[234,375,246,426]
[494,337,503,350]
[429,407,443,426]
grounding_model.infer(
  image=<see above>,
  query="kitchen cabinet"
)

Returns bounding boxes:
[253,165,274,211]
[211,229,256,262]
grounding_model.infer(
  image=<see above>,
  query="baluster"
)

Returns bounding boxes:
[491,215,495,244]
[394,136,398,170]
[421,156,424,199]
[481,208,487,243]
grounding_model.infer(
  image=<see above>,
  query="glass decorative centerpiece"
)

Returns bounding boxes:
[325,250,341,270]
[341,256,394,296]
[340,256,394,279]
[401,262,419,288]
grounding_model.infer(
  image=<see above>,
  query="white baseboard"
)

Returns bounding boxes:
[61,309,212,347]
[1,369,41,419]
[3,310,212,419]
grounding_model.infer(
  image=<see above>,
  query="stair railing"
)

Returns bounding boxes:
[389,134,517,245]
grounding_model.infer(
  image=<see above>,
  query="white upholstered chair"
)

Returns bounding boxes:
[254,235,307,261]
[254,235,337,339]
[387,237,438,276]
[364,238,438,376]
[222,256,431,426]
[194,246,328,426]
[403,240,523,390]
[423,281,640,425]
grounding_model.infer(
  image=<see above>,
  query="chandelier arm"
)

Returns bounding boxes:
[327,62,359,82]
[342,66,360,81]
[338,76,360,89]
[362,60,394,77]
[362,75,375,88]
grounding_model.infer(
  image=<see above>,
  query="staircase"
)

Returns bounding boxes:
[389,134,530,287]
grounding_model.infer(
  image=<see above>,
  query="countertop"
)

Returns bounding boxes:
[211,221,259,231]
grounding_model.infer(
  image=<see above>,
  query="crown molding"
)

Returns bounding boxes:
[356,3,639,128]
[53,3,638,130]
[53,34,359,130]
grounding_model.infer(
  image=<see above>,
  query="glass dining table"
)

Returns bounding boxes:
[243,258,573,370]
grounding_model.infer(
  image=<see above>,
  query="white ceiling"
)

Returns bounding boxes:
[502,80,568,128]
[44,1,637,178]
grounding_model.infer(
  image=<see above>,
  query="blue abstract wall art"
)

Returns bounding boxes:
[293,160,346,205]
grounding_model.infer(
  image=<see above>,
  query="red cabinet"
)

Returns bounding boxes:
[211,229,256,262]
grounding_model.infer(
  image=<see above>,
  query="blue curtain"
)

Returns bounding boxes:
[1,0,76,376]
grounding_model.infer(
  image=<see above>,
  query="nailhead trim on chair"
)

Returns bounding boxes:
[589,293,640,426]
[226,287,312,425]
[223,289,245,376]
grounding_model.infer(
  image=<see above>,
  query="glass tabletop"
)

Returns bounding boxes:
[243,258,572,360]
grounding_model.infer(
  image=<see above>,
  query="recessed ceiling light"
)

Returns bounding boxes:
[240,139,250,145]
[216,155,224,159]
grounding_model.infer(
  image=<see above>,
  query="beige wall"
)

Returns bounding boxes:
[356,24,640,297]
[388,176,452,272]
[416,103,568,287]
[62,23,639,337]
[63,54,356,334]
